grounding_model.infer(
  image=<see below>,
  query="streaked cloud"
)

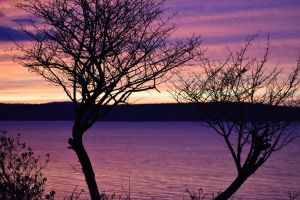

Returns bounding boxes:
[12,17,36,24]
[0,25,31,41]
[0,0,299,103]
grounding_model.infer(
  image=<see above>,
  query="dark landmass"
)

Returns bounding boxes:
[0,102,300,121]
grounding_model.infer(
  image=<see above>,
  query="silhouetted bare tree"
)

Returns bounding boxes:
[173,34,300,200]
[15,0,202,199]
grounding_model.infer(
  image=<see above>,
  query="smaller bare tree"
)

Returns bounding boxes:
[173,34,300,200]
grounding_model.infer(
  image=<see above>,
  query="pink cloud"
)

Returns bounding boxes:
[0,0,299,103]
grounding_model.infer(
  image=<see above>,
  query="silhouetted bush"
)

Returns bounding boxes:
[62,186,130,200]
[185,188,212,200]
[185,188,300,200]
[99,191,129,200]
[0,130,51,200]
[289,191,300,200]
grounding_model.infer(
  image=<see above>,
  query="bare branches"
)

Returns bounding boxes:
[15,1,202,199]
[15,0,202,113]
[175,35,300,107]
[173,34,300,200]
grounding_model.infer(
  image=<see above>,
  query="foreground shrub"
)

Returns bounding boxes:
[0,130,50,200]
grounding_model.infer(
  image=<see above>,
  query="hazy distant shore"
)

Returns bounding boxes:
[1,102,300,121]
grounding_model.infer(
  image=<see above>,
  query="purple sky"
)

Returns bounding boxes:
[0,0,299,103]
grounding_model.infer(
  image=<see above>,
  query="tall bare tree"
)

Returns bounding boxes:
[15,0,202,199]
[173,34,300,200]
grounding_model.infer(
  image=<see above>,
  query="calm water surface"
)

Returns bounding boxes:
[0,121,299,199]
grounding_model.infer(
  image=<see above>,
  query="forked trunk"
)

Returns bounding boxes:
[214,173,249,200]
[68,135,100,200]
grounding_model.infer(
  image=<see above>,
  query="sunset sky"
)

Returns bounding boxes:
[0,0,299,104]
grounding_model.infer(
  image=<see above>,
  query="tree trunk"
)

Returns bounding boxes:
[68,135,100,200]
[214,173,249,200]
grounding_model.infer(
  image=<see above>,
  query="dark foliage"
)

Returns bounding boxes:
[0,130,50,200]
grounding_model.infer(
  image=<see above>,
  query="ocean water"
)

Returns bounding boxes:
[0,121,299,199]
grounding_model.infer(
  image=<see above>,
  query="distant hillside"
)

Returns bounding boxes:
[0,102,300,121]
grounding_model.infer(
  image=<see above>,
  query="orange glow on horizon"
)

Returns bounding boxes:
[0,0,299,104]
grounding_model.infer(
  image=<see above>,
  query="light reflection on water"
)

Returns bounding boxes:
[0,121,299,200]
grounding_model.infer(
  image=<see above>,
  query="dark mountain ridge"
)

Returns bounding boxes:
[0,102,299,121]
